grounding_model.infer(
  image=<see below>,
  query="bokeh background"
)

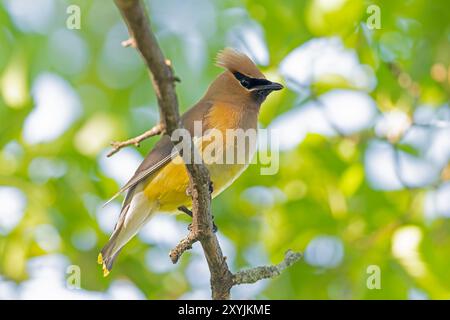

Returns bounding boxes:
[1,0,450,299]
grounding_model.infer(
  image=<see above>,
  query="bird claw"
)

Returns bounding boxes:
[178,207,217,233]
[187,222,219,233]
[187,222,217,233]
[208,181,214,194]
[212,215,218,233]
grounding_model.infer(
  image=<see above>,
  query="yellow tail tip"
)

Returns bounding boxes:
[102,265,110,277]
[98,253,110,277]
[97,253,103,265]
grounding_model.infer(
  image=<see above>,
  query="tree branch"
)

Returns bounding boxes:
[113,0,301,299]
[114,0,180,132]
[107,123,164,157]
[114,0,233,300]
[233,250,302,285]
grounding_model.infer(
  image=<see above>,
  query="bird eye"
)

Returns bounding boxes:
[240,78,250,88]
[233,72,253,89]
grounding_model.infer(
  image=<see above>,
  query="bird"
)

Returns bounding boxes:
[98,48,283,276]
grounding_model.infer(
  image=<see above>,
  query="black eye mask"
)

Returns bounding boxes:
[233,72,271,90]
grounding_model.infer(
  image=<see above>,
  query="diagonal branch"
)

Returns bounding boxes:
[114,0,233,300]
[114,0,181,132]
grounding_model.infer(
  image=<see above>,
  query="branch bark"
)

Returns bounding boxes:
[113,0,301,299]
[114,0,180,132]
[233,250,302,285]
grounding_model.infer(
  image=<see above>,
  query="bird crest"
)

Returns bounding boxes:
[216,48,265,79]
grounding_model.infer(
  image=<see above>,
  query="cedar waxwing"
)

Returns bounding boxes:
[98,48,283,276]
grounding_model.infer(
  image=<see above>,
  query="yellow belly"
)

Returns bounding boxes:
[143,154,248,212]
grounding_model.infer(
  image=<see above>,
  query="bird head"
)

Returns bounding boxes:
[204,48,283,106]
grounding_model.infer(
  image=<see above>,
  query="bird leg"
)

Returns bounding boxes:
[178,205,193,217]
[178,206,218,233]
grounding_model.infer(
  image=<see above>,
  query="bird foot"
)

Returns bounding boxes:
[179,206,218,233]
[208,181,214,194]
[212,218,218,233]
[187,221,218,233]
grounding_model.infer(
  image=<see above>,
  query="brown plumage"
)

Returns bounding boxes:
[98,48,283,276]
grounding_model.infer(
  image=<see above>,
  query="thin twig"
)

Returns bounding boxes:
[233,250,302,285]
[107,123,164,157]
[169,231,200,264]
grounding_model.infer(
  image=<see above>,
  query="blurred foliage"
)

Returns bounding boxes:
[0,0,449,299]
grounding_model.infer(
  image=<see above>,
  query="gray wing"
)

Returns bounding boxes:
[103,134,175,207]
[103,100,212,206]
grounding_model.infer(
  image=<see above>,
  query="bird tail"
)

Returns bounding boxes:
[98,201,132,277]
[98,230,123,277]
[98,193,156,277]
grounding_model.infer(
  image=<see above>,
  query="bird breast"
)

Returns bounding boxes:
[143,102,258,212]
[201,101,259,196]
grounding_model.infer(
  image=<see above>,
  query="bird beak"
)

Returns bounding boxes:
[251,81,284,92]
